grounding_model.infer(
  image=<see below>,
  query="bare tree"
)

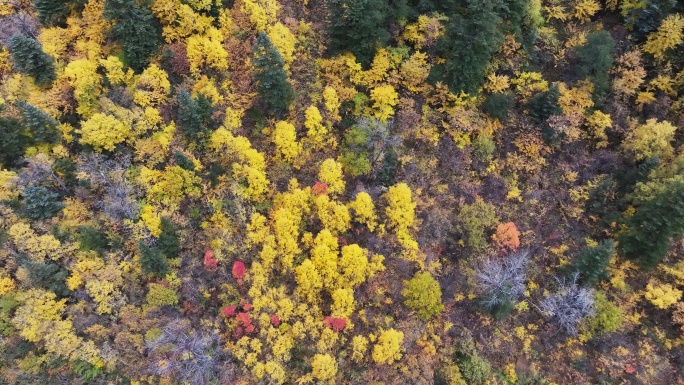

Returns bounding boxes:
[146,319,235,385]
[539,273,595,336]
[476,250,530,313]
[78,154,139,220]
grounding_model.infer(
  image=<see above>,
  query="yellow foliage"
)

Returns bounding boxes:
[384,183,416,234]
[272,121,302,163]
[400,51,431,93]
[311,354,337,381]
[140,204,162,237]
[310,229,340,286]
[272,207,301,270]
[402,14,447,49]
[512,72,548,100]
[370,84,399,122]
[305,105,331,150]
[295,259,323,303]
[323,87,341,121]
[0,276,16,295]
[153,1,213,42]
[644,282,682,309]
[612,50,646,97]
[623,118,677,161]
[133,64,171,107]
[64,59,102,117]
[643,14,684,59]
[351,335,369,362]
[318,158,345,195]
[484,73,511,94]
[139,165,202,208]
[585,110,612,148]
[331,288,355,318]
[348,192,378,231]
[315,195,351,234]
[0,168,19,200]
[78,113,128,152]
[372,329,404,364]
[192,75,223,103]
[39,27,70,59]
[146,282,179,307]
[574,0,601,23]
[268,22,296,68]
[8,222,62,262]
[187,27,229,76]
[99,56,127,85]
[241,0,280,32]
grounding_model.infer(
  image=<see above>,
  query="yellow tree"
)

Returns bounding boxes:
[134,64,171,107]
[347,191,377,231]
[370,84,399,122]
[78,113,128,151]
[318,158,345,195]
[372,329,404,364]
[64,58,102,117]
[272,120,301,163]
[623,118,677,161]
[305,105,331,150]
[187,27,229,76]
[643,14,684,59]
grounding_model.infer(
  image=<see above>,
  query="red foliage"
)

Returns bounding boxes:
[236,312,251,327]
[221,305,236,317]
[324,316,347,332]
[271,315,281,327]
[492,222,521,251]
[203,249,218,271]
[313,181,328,195]
[232,261,246,284]
[242,303,253,311]
[625,364,636,374]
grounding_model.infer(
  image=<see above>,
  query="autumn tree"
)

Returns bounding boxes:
[327,0,390,66]
[7,35,56,85]
[251,32,294,115]
[402,271,443,320]
[643,13,684,59]
[104,0,162,71]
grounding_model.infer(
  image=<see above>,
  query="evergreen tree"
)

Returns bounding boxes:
[139,241,170,276]
[22,260,70,297]
[617,180,684,269]
[430,0,505,94]
[251,32,294,115]
[328,0,390,66]
[177,91,213,140]
[157,217,180,259]
[527,84,562,123]
[22,186,64,220]
[34,0,73,27]
[20,102,60,144]
[7,35,56,85]
[78,226,109,255]
[575,31,615,105]
[572,240,615,287]
[0,117,31,168]
[104,0,162,72]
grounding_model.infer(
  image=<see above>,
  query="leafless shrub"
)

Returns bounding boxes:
[0,11,38,44]
[78,154,139,220]
[146,320,234,385]
[476,250,530,311]
[539,273,595,335]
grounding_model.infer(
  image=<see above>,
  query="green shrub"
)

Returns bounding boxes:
[146,282,178,307]
[78,226,108,255]
[402,271,444,321]
[587,291,623,334]
[472,134,496,163]
[139,242,170,276]
[157,218,180,259]
[454,197,499,250]
[573,240,615,287]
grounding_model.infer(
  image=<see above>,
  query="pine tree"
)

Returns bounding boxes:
[20,102,60,144]
[177,91,213,140]
[104,0,162,72]
[34,0,73,27]
[527,84,562,123]
[327,0,390,66]
[618,181,684,270]
[22,186,64,220]
[575,30,615,105]
[430,0,505,94]
[7,35,56,85]
[22,260,70,297]
[157,218,180,259]
[139,241,169,276]
[0,117,31,168]
[573,240,615,287]
[251,32,294,115]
